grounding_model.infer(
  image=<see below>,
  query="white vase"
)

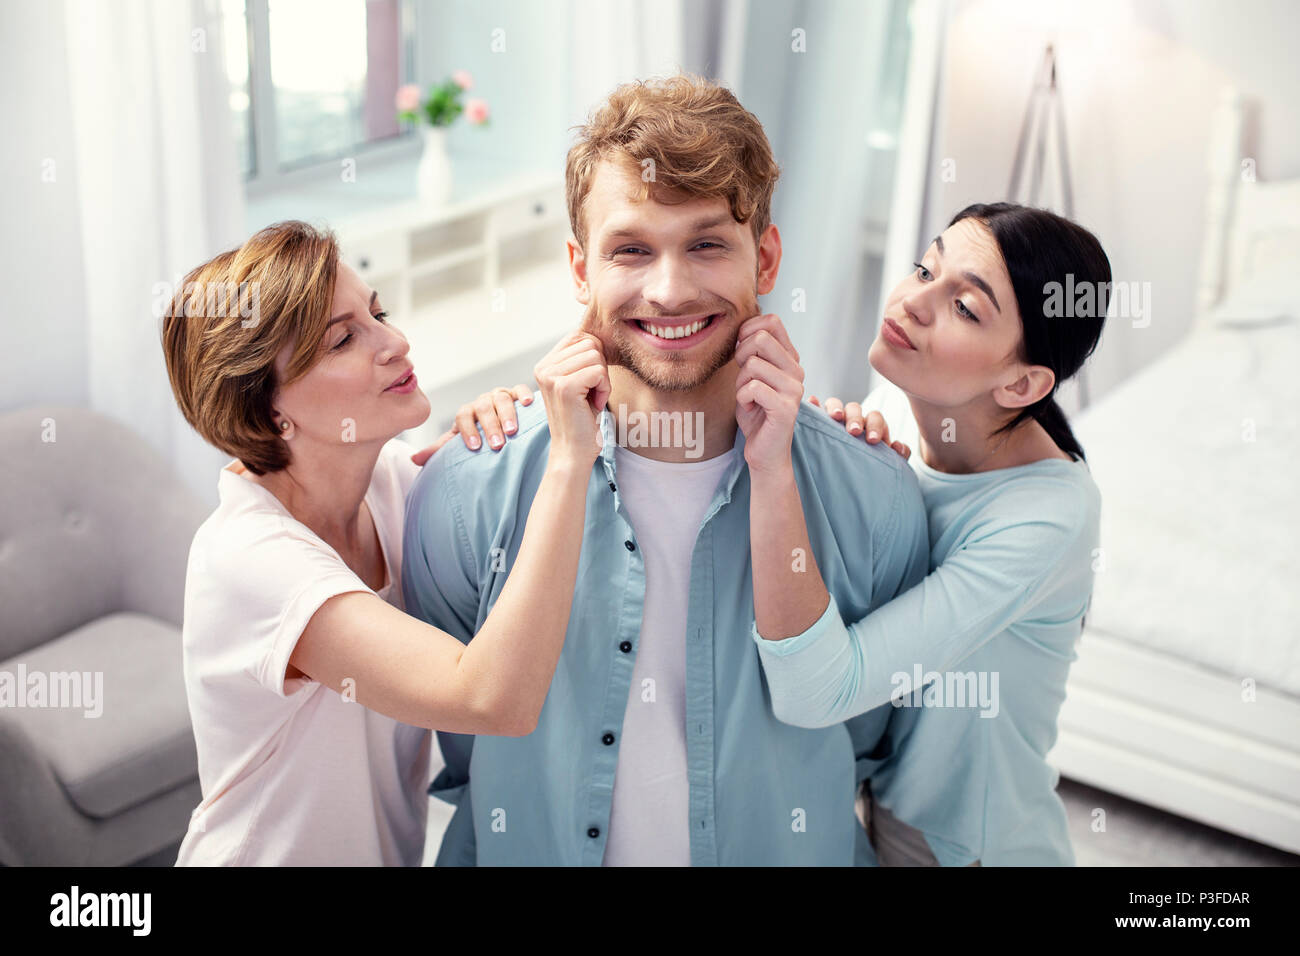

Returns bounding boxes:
[416,127,453,205]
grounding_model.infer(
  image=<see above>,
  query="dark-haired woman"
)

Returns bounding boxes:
[737,203,1109,866]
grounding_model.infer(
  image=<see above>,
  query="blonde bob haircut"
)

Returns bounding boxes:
[565,72,782,253]
[161,220,339,475]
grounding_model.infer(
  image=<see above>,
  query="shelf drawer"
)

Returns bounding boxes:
[490,186,566,240]
[340,231,408,279]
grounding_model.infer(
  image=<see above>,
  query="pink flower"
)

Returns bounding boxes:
[395,84,421,112]
[464,98,490,125]
[452,70,474,91]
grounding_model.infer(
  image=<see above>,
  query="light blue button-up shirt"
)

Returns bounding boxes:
[400,396,929,866]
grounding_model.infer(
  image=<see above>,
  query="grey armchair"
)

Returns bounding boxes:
[0,405,208,865]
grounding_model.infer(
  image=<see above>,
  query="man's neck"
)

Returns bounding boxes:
[607,361,740,463]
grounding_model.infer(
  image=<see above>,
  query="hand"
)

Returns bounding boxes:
[808,395,911,460]
[435,384,536,458]
[534,327,611,468]
[735,314,804,476]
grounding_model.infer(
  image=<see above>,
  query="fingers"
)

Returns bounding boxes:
[843,402,865,437]
[536,332,612,416]
[821,396,845,421]
[738,376,783,413]
[549,343,607,379]
[589,361,612,415]
[567,360,610,410]
[471,392,510,450]
[511,383,535,406]
[809,395,822,408]
[454,402,483,451]
[735,327,804,382]
[864,410,890,445]
[492,388,519,436]
[735,354,801,401]
[892,441,911,460]
[737,313,801,364]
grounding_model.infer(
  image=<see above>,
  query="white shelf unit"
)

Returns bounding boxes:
[331,174,578,447]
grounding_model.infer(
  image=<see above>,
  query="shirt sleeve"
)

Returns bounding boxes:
[208,523,371,698]
[753,489,1092,728]
[399,448,481,821]
[399,449,480,642]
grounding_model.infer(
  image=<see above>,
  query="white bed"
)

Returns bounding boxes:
[1047,90,1300,854]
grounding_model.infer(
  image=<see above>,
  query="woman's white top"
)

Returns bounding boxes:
[175,439,438,866]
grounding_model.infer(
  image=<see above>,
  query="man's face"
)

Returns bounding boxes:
[569,158,771,392]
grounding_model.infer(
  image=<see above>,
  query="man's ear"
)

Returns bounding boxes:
[755,223,782,296]
[567,236,590,305]
[995,363,1056,410]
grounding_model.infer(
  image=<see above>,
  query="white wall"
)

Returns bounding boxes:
[414,0,576,185]
[0,0,88,410]
[919,0,1300,406]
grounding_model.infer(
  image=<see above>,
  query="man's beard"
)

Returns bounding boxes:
[587,293,758,393]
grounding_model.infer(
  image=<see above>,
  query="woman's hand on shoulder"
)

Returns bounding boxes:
[808,394,911,460]
[408,383,535,466]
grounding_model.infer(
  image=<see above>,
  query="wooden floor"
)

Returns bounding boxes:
[1057,778,1299,867]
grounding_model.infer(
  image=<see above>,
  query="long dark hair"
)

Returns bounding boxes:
[948,203,1109,462]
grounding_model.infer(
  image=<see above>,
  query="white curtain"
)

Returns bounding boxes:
[568,0,686,123]
[725,0,922,400]
[63,0,246,506]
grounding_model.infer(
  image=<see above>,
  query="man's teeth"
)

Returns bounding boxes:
[637,316,713,339]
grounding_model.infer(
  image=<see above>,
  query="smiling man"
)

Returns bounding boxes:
[401,73,929,866]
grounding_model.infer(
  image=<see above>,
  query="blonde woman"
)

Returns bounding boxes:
[162,220,609,865]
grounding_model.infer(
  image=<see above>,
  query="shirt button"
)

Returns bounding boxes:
[587,827,600,839]
[624,539,636,552]
[608,480,617,493]
[601,732,615,745]
[619,640,632,653]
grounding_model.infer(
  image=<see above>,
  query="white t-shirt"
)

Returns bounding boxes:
[175,438,440,866]
[601,445,738,867]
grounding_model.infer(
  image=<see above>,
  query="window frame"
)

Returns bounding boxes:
[237,0,422,199]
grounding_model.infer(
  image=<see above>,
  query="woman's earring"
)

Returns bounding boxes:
[279,419,292,437]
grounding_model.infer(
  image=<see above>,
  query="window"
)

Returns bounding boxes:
[221,0,416,187]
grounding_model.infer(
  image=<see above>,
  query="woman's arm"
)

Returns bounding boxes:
[751,502,1090,728]
[737,316,1092,728]
[290,330,610,736]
